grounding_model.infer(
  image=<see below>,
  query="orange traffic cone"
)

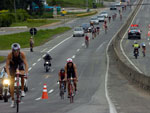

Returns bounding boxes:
[42,84,48,99]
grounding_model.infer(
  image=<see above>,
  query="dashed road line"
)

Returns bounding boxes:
[72,55,75,59]
[77,49,80,52]
[47,35,73,53]
[28,67,32,71]
[35,97,41,101]
[32,63,36,66]
[37,58,41,62]
[42,54,46,58]
[82,43,85,46]
[41,48,47,53]
[96,42,106,51]
[48,89,54,94]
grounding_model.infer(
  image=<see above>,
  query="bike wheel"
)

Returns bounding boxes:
[70,85,74,103]
[16,87,19,113]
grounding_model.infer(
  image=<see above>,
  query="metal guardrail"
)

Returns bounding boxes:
[109,0,150,91]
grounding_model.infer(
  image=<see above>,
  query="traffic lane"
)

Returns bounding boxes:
[108,48,150,113]
[122,0,150,75]
[19,44,109,113]
[0,3,133,112]
[19,6,133,112]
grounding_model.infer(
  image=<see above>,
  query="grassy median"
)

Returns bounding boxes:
[11,19,60,27]
[0,56,6,62]
[0,27,71,50]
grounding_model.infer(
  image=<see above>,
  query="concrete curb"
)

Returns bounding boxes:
[109,0,150,91]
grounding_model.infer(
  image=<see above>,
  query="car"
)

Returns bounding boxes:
[110,5,117,10]
[90,17,99,24]
[128,24,141,39]
[97,15,105,22]
[73,27,84,37]
[115,2,121,7]
[81,23,91,33]
[100,11,108,18]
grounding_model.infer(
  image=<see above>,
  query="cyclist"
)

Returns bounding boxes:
[58,68,66,92]
[104,24,108,34]
[43,53,52,67]
[120,13,122,21]
[92,27,95,39]
[141,42,146,57]
[104,20,107,25]
[85,34,89,48]
[108,16,111,23]
[65,58,78,98]
[5,43,28,107]
[132,41,140,56]
[96,26,100,35]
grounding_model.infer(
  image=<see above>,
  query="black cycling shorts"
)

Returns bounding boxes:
[67,73,76,79]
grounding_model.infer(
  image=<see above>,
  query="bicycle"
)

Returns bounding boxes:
[59,81,65,99]
[68,77,75,103]
[14,69,26,113]
[85,40,89,48]
[142,48,146,57]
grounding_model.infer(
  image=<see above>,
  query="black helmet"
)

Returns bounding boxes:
[11,43,20,51]
[60,68,65,73]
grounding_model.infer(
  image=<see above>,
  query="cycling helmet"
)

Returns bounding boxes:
[142,43,146,46]
[11,43,20,51]
[67,58,73,63]
[60,68,65,73]
[134,41,137,44]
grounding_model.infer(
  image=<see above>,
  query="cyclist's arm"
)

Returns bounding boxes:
[5,53,11,77]
[73,64,78,81]
[64,65,67,80]
[21,52,28,75]
[58,72,61,81]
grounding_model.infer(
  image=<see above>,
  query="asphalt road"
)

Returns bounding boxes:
[0,1,136,113]
[122,0,150,76]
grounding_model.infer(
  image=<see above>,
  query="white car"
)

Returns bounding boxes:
[97,15,105,22]
[100,11,108,18]
[90,17,99,24]
[73,27,84,37]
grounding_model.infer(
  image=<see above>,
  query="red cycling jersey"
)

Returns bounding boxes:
[85,36,89,41]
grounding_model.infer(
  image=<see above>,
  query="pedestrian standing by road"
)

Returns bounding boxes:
[30,36,34,52]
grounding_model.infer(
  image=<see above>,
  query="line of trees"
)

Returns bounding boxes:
[0,0,43,12]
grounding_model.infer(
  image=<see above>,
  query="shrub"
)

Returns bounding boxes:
[27,19,47,23]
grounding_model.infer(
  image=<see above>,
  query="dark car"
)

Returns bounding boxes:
[81,23,91,33]
[110,5,117,10]
[128,24,141,39]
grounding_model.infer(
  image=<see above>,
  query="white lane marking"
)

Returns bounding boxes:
[148,38,149,40]
[42,54,46,58]
[47,35,73,53]
[96,42,106,51]
[51,68,54,72]
[120,1,143,74]
[32,63,36,66]
[41,48,47,53]
[77,49,80,52]
[72,55,75,59]
[82,43,85,46]
[35,97,41,101]
[106,25,118,113]
[57,81,59,85]
[48,89,54,94]
[37,58,41,62]
[28,67,32,71]
[149,42,150,45]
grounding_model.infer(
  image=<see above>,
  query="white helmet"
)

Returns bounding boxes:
[67,58,73,63]
[11,43,20,51]
[142,43,146,46]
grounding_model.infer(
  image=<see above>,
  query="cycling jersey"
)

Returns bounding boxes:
[67,63,75,79]
[10,52,24,71]
[59,72,65,80]
[85,36,89,41]
[133,44,140,48]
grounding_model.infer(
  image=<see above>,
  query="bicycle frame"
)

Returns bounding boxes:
[60,81,65,99]
[68,77,74,103]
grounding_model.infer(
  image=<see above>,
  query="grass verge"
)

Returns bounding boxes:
[76,11,97,17]
[0,27,71,50]
[10,19,60,27]
[0,56,6,62]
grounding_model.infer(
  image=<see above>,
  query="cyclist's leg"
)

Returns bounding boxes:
[10,75,15,100]
[21,77,24,91]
